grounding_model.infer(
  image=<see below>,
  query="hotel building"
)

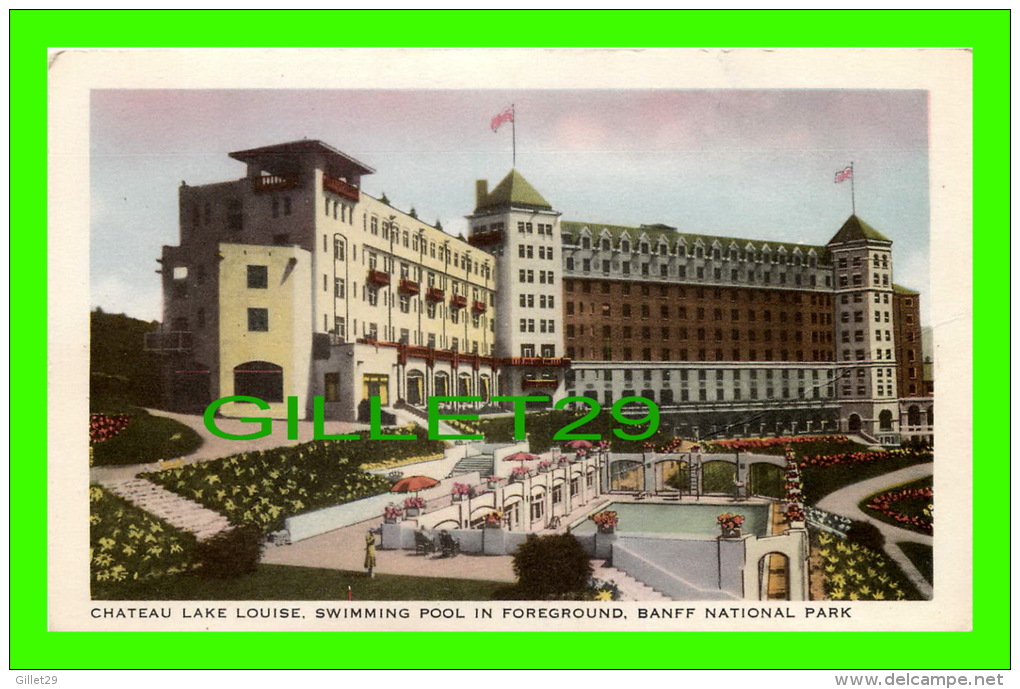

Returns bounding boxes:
[150,140,931,444]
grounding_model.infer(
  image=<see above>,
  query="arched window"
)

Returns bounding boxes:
[907,405,921,426]
[233,361,283,402]
[879,409,894,431]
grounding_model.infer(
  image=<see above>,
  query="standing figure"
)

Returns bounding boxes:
[364,529,377,578]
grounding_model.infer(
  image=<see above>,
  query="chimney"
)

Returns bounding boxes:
[475,180,489,209]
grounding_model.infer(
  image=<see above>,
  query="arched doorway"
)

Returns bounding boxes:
[702,460,736,494]
[660,460,689,493]
[406,370,425,406]
[610,459,644,492]
[879,409,893,432]
[758,552,791,600]
[848,413,862,433]
[502,496,523,530]
[458,373,472,397]
[749,463,783,498]
[479,374,491,402]
[434,371,450,397]
[233,361,283,402]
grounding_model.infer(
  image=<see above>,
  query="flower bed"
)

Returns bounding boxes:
[142,439,393,532]
[799,449,933,505]
[590,511,618,531]
[90,414,131,443]
[813,530,917,601]
[90,484,196,584]
[705,435,856,457]
[862,478,933,535]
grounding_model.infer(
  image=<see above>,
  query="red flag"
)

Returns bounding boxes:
[834,166,853,183]
[491,106,514,133]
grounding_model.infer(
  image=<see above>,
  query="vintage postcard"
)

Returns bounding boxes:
[48,48,972,632]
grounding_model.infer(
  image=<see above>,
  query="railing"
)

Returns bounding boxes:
[399,278,420,295]
[425,287,444,302]
[144,331,193,352]
[367,269,391,287]
[322,173,360,202]
[252,174,301,193]
[521,378,559,389]
[471,300,487,313]
[501,357,570,367]
[450,294,468,309]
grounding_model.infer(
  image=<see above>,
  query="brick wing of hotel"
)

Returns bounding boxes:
[148,140,932,445]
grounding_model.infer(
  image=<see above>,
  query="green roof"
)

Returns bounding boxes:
[892,283,919,296]
[475,169,551,212]
[560,221,832,265]
[827,215,892,245]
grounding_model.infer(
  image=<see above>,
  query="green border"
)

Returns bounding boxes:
[13,9,1008,670]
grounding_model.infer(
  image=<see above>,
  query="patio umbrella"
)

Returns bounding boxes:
[503,451,540,467]
[390,475,440,495]
[563,440,592,450]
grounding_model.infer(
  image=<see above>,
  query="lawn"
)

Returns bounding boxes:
[861,476,933,536]
[800,452,932,505]
[90,407,204,466]
[898,541,933,585]
[92,564,506,601]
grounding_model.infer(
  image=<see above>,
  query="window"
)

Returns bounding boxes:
[247,265,268,289]
[247,308,269,332]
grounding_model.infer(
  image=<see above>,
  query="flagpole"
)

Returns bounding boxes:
[511,103,516,169]
[850,161,856,216]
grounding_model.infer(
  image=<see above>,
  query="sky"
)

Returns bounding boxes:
[90,89,930,324]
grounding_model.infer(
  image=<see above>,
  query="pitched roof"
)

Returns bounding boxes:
[560,221,832,265]
[475,170,552,212]
[827,215,891,245]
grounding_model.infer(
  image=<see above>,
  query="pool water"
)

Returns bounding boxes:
[571,502,771,539]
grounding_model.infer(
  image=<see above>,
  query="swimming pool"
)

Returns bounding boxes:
[570,502,771,539]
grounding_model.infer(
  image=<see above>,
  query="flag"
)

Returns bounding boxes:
[834,166,853,184]
[491,106,514,133]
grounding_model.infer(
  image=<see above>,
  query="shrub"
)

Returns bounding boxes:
[194,524,264,578]
[90,484,196,585]
[846,520,885,552]
[511,534,593,599]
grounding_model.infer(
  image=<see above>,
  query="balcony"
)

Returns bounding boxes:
[502,357,571,368]
[322,173,360,202]
[468,229,504,248]
[425,287,445,302]
[472,300,487,313]
[399,278,420,296]
[367,269,391,287]
[521,378,559,390]
[144,331,193,353]
[450,294,468,309]
[252,174,301,194]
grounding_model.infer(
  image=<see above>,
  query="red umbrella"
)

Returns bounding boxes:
[564,440,592,450]
[390,475,441,494]
[503,451,540,464]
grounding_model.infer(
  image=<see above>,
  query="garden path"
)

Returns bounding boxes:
[103,477,233,541]
[90,409,369,484]
[817,462,933,599]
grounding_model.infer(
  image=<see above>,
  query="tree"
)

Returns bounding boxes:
[511,533,593,599]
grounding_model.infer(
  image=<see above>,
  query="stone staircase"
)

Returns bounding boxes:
[103,477,232,541]
[447,453,494,478]
[591,559,672,601]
